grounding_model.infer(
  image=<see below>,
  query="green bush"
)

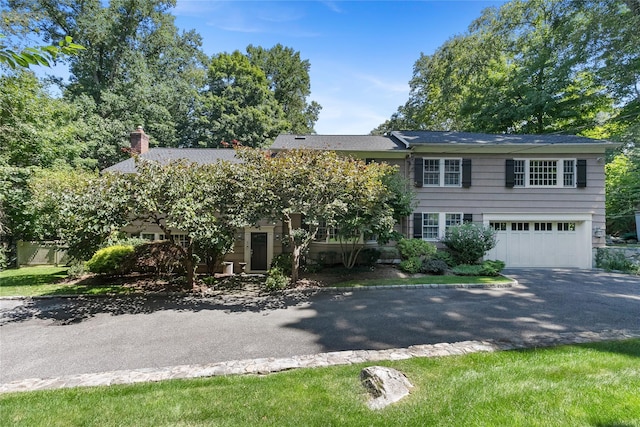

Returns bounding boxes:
[357,248,381,266]
[66,261,87,279]
[377,246,401,262]
[433,250,456,267]
[265,267,290,291]
[422,259,449,275]
[479,260,506,276]
[317,251,339,266]
[85,245,135,275]
[452,264,484,276]
[595,249,638,273]
[271,253,293,277]
[399,256,423,274]
[396,238,436,260]
[0,245,7,271]
[442,223,497,265]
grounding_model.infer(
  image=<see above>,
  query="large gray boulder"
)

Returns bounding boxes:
[360,366,413,410]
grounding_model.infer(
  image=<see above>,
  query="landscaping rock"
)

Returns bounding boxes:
[360,366,413,410]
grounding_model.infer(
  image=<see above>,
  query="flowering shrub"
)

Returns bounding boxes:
[442,223,497,265]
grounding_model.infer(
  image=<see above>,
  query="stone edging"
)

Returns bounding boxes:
[1,328,636,394]
[0,277,517,300]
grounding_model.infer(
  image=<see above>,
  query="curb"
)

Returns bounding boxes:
[0,277,517,300]
[1,328,636,394]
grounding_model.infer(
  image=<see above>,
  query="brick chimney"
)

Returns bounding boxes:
[130,126,149,155]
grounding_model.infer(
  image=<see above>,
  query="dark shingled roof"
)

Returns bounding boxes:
[271,134,408,151]
[103,148,240,173]
[391,130,616,145]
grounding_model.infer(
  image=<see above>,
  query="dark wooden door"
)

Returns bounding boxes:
[250,232,268,271]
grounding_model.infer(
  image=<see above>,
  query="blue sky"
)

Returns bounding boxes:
[172,0,507,134]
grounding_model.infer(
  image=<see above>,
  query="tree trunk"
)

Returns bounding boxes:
[185,244,195,289]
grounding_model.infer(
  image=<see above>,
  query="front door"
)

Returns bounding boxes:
[250,232,268,271]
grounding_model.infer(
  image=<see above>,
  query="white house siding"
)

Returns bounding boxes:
[409,153,606,268]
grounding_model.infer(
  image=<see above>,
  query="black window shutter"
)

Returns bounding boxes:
[505,159,515,188]
[577,159,587,188]
[462,159,472,188]
[413,213,423,238]
[463,213,473,223]
[414,158,424,187]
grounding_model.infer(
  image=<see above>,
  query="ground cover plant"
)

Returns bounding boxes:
[1,339,638,426]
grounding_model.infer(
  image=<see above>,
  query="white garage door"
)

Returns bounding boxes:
[485,219,591,268]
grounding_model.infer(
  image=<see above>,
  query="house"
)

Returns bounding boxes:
[106,128,618,271]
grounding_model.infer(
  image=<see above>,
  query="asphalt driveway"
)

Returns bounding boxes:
[1,268,638,384]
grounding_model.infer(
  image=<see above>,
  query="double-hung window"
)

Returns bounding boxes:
[414,212,464,241]
[423,158,462,187]
[510,159,578,188]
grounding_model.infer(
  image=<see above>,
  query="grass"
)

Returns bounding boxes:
[1,339,639,426]
[334,274,512,287]
[0,266,134,297]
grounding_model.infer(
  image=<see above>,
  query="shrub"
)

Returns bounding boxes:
[265,267,290,291]
[85,245,135,275]
[396,238,436,260]
[595,249,638,273]
[0,245,7,271]
[479,260,506,276]
[271,253,293,277]
[134,241,184,276]
[66,261,87,279]
[317,251,339,266]
[357,248,381,266]
[452,264,484,276]
[442,223,497,265]
[422,259,449,275]
[377,246,401,262]
[399,256,423,274]
[433,250,456,267]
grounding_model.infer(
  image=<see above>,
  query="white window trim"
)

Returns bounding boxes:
[514,158,577,188]
[422,158,463,188]
[420,212,464,241]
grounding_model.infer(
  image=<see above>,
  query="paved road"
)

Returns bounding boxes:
[1,269,639,384]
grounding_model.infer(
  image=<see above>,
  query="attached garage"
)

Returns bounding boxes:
[484,214,593,269]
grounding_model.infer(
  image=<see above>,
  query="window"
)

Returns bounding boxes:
[423,158,461,187]
[490,222,507,231]
[171,234,189,248]
[563,160,575,186]
[509,159,578,188]
[558,222,576,231]
[315,221,340,243]
[445,213,462,231]
[414,212,464,240]
[534,222,553,231]
[511,222,530,231]
[422,213,439,240]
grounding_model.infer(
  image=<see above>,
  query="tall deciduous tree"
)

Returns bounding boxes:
[196,51,288,148]
[246,44,321,134]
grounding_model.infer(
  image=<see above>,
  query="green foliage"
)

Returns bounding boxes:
[398,256,423,274]
[264,266,290,291]
[421,259,449,275]
[479,260,506,276]
[270,253,293,277]
[452,264,484,276]
[453,260,506,276]
[66,261,86,279]
[85,245,135,275]
[442,223,497,265]
[0,244,7,271]
[595,249,639,274]
[0,34,84,69]
[605,153,640,235]
[356,248,381,267]
[433,250,456,267]
[246,43,321,134]
[396,238,437,260]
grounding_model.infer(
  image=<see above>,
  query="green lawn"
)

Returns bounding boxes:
[1,339,638,426]
[0,266,133,297]
[334,274,512,287]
